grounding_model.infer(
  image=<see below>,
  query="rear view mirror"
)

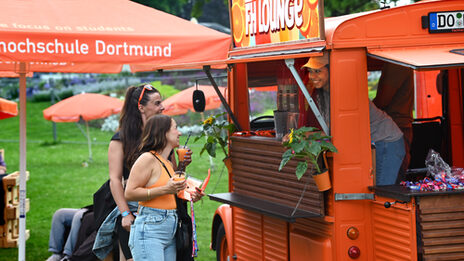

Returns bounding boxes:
[193,89,205,112]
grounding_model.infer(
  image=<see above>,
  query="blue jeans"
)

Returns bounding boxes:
[375,136,406,185]
[48,208,87,256]
[129,206,178,261]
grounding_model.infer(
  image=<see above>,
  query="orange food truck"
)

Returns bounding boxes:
[197,0,464,260]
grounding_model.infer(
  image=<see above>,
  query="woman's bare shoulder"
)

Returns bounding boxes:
[133,152,158,166]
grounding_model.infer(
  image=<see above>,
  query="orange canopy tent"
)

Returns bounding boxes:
[43,93,123,161]
[0,0,231,72]
[163,85,226,116]
[0,97,18,119]
[0,1,231,258]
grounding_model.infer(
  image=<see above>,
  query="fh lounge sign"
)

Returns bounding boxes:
[230,0,324,48]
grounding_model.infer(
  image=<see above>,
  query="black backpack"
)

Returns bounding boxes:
[93,180,116,230]
[70,207,98,261]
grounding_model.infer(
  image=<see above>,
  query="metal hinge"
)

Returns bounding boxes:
[335,193,375,201]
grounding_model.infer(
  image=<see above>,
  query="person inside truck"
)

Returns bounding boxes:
[300,53,330,129]
[369,100,406,185]
[373,63,414,183]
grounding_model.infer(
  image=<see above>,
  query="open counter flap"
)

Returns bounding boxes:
[367,45,464,70]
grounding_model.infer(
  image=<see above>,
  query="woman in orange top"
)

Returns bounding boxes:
[125,114,197,260]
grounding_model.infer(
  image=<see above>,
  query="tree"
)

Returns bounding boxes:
[131,0,191,19]
[324,0,379,17]
[131,0,229,26]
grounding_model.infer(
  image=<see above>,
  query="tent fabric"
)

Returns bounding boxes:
[43,93,123,122]
[0,71,33,77]
[0,97,18,119]
[367,45,464,70]
[0,61,122,74]
[162,85,226,116]
[0,0,231,73]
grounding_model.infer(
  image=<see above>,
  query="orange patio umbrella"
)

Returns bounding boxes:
[43,93,123,122]
[162,85,226,116]
[43,93,123,162]
[0,97,18,119]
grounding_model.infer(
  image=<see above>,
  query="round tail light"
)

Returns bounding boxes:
[347,227,359,240]
[348,246,361,259]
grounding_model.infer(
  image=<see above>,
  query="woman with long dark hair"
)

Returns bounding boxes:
[125,115,193,260]
[94,84,192,261]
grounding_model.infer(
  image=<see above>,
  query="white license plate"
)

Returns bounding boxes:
[429,10,464,33]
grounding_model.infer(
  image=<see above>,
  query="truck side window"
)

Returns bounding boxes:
[298,53,330,131]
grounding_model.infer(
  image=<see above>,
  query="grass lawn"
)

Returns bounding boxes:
[0,101,228,260]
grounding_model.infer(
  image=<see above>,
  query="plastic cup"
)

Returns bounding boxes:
[174,171,186,181]
[177,146,188,162]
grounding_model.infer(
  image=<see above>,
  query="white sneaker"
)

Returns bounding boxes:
[60,255,71,261]
[46,254,63,261]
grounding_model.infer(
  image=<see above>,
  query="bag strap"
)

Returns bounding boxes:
[150,151,172,178]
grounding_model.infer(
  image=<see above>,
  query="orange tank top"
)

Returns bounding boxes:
[139,151,176,210]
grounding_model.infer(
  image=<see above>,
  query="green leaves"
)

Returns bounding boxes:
[292,140,307,153]
[197,112,235,160]
[296,161,308,180]
[278,127,337,179]
[279,149,293,171]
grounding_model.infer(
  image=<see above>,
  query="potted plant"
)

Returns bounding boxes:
[195,112,236,172]
[278,126,337,191]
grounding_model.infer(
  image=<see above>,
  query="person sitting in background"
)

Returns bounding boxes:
[0,149,7,174]
[46,208,89,261]
[370,100,406,185]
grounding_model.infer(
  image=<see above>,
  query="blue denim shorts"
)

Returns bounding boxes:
[375,136,406,186]
[128,206,178,261]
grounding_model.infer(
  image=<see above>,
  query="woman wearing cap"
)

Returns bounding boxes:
[302,53,331,127]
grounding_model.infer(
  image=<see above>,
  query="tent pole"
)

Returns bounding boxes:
[85,121,93,162]
[18,62,27,261]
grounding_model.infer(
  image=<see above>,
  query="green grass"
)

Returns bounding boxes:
[0,101,228,260]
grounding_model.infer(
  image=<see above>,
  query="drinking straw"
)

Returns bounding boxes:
[177,131,192,175]
[184,131,192,147]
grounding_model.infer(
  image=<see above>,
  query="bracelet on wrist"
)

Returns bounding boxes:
[121,211,130,217]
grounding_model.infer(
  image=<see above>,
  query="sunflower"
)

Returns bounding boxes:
[288,128,294,144]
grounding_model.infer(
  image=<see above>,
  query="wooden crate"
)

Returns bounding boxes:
[1,171,30,248]
[5,198,29,220]
[2,171,29,205]
[0,228,30,248]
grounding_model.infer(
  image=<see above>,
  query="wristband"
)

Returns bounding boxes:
[121,211,130,217]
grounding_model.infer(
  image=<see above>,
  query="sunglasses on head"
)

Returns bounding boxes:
[138,84,154,108]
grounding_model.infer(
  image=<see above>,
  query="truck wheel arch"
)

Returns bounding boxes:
[211,204,233,252]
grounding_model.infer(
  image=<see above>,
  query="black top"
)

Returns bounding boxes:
[111,132,131,180]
